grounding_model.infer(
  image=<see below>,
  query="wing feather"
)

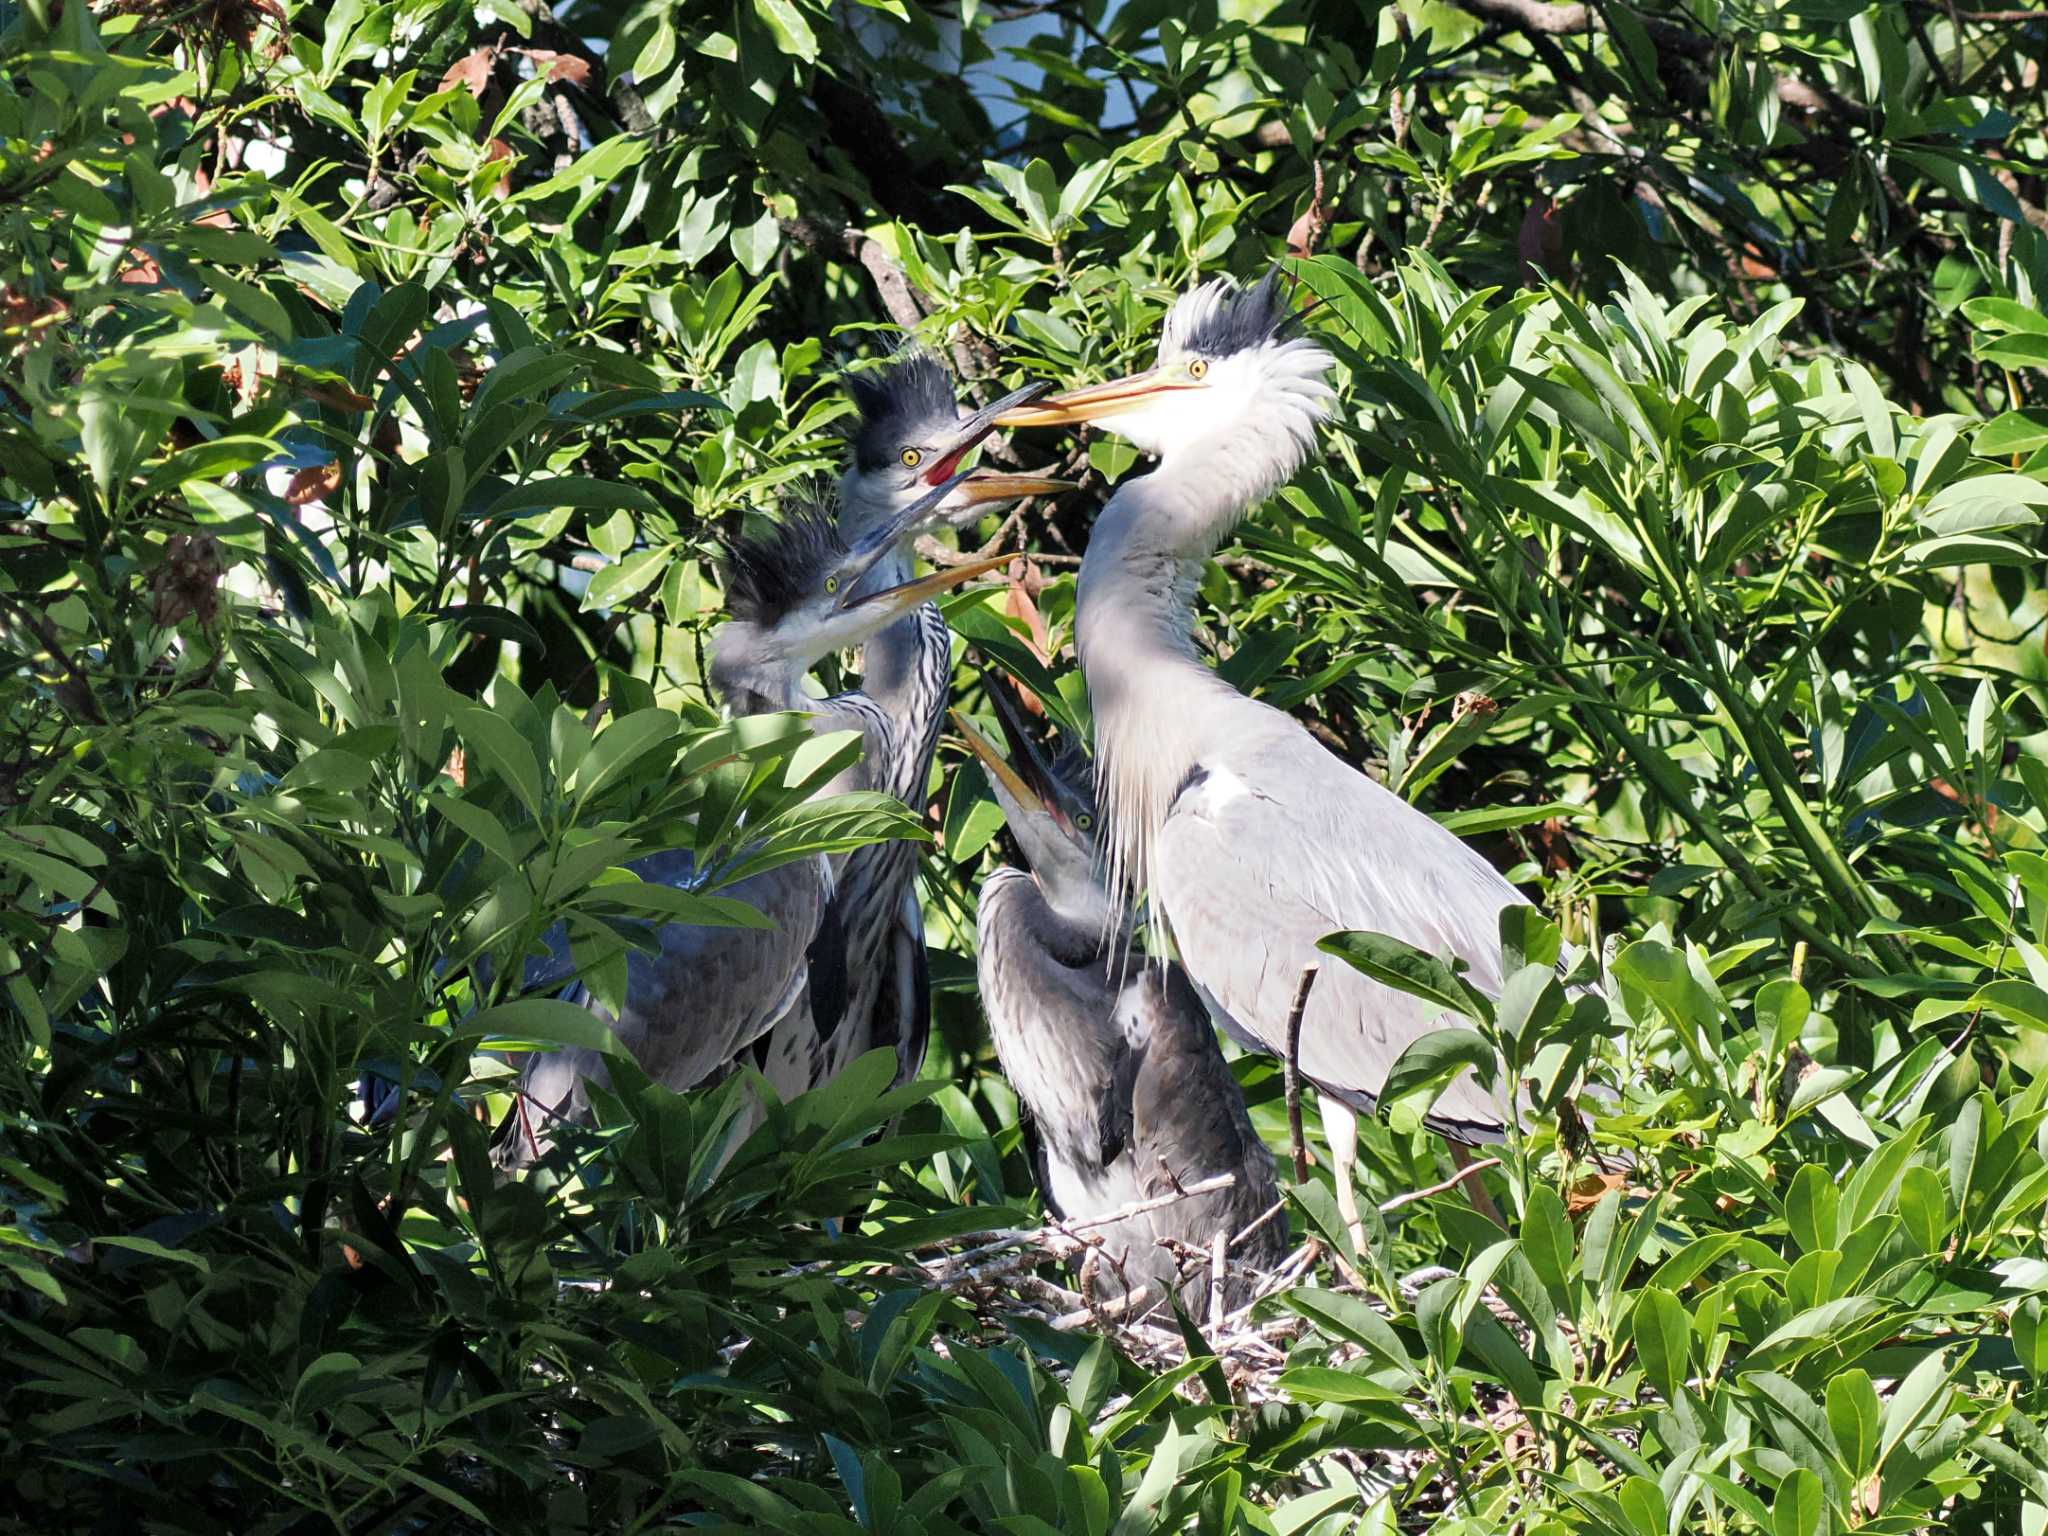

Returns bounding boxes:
[1154,729,1522,1138]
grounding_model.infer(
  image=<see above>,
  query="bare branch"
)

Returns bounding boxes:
[1282,964,1319,1182]
[1378,1156,1503,1215]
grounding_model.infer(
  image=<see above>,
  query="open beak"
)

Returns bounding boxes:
[950,708,1046,817]
[994,365,1204,428]
[922,381,1055,484]
[845,553,1014,619]
[982,670,1067,814]
[842,466,1072,597]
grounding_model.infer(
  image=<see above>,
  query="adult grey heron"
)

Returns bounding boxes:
[494,462,1057,1167]
[998,272,1552,1244]
[734,354,1070,1108]
[956,676,1284,1312]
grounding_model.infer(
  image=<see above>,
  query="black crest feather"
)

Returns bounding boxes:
[844,347,958,471]
[1166,267,1296,359]
[720,489,846,627]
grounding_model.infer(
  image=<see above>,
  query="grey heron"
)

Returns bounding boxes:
[733,354,1072,1108]
[956,675,1285,1312]
[494,461,1059,1167]
[999,272,1557,1244]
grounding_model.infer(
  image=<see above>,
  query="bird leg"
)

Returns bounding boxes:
[1321,1100,1371,1285]
[1448,1141,1505,1227]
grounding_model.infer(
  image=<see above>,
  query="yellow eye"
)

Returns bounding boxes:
[901,448,922,467]
[1075,813,1093,830]
[824,576,840,594]
[1187,359,1209,379]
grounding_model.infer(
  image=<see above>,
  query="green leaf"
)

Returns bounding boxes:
[2013,1296,2048,1382]
[730,207,779,274]
[752,0,817,59]
[1784,1163,1840,1255]
[1772,1467,1825,1536]
[1826,1368,1881,1475]
[1378,1027,1499,1134]
[464,998,625,1055]
[488,476,661,519]
[1318,929,1484,1021]
[1756,977,1811,1057]
[1976,409,2048,458]
[1629,1286,1690,1403]
[573,710,679,806]
[1879,1347,1959,1465]
[1969,979,2048,1032]
[1520,1185,1574,1305]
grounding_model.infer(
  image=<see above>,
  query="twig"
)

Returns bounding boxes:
[1208,1230,1228,1334]
[1230,1199,1287,1253]
[1052,1280,1164,1332]
[1378,1157,1502,1215]
[926,1173,1240,1274]
[1283,964,1319,1181]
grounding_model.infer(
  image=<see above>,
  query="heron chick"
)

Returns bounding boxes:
[494,466,1055,1169]
[736,355,1073,1110]
[958,676,1284,1314]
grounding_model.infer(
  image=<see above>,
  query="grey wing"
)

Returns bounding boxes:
[1154,730,1523,1140]
[884,883,931,1088]
[491,849,825,1169]
[1126,965,1286,1274]
[613,853,829,1089]
[976,871,1145,1221]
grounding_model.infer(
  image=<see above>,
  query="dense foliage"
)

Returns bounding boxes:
[4,0,2048,1529]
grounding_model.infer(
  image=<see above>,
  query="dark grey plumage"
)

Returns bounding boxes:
[736,351,1005,1107]
[720,493,846,630]
[489,474,992,1170]
[967,683,1285,1313]
[844,347,958,472]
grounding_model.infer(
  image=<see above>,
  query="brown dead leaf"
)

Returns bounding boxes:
[522,48,591,86]
[445,746,467,789]
[1003,567,1054,669]
[1285,161,1327,260]
[441,45,497,97]
[280,369,374,413]
[1565,1171,1627,1215]
[286,461,343,505]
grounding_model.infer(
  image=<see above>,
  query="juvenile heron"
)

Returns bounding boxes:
[1000,272,1556,1243]
[494,465,1051,1167]
[957,676,1284,1312]
[735,354,1069,1107]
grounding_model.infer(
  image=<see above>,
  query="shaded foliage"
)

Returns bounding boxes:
[2,0,2047,1530]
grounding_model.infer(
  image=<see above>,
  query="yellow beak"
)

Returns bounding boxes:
[994,367,1204,428]
[950,470,1075,504]
[856,552,1015,616]
[950,708,1045,815]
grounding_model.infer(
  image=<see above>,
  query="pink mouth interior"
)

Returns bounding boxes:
[924,448,967,486]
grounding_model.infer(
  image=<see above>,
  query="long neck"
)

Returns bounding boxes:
[1076,456,1252,907]
[850,544,930,706]
[710,640,894,798]
[847,598,950,804]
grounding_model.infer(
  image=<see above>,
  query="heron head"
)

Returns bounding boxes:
[718,475,1017,675]
[952,674,1113,928]
[841,347,1060,518]
[996,269,1336,491]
